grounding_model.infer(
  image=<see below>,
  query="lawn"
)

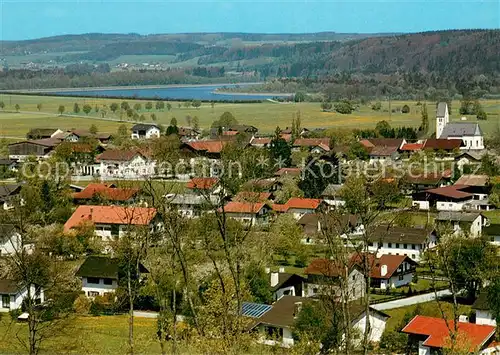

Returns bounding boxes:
[1,94,499,136]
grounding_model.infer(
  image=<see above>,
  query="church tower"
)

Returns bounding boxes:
[436,102,449,138]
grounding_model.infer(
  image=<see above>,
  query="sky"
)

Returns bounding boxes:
[0,0,499,41]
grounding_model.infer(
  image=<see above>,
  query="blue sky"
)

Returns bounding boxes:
[0,0,498,40]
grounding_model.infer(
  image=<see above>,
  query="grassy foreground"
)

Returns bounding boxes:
[0,94,499,136]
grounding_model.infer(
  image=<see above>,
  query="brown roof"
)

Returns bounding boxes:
[425,185,473,199]
[365,138,404,148]
[423,139,463,150]
[285,198,322,211]
[73,183,140,201]
[293,138,330,149]
[454,175,489,187]
[186,177,219,190]
[275,168,302,177]
[369,225,432,244]
[252,296,311,328]
[0,279,20,294]
[251,137,271,146]
[304,258,350,277]
[401,143,424,151]
[369,145,399,156]
[186,140,226,153]
[234,191,272,202]
[64,205,157,231]
[351,253,418,279]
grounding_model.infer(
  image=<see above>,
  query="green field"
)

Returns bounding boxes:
[1,94,499,137]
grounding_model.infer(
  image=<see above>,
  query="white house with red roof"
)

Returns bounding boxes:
[282,197,325,219]
[401,315,496,354]
[97,149,156,180]
[222,201,270,226]
[72,183,140,204]
[64,205,158,241]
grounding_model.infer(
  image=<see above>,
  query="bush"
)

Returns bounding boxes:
[402,104,410,113]
[74,295,91,314]
[477,110,487,120]
[371,102,382,111]
[9,308,22,320]
[334,101,354,114]
[380,330,408,353]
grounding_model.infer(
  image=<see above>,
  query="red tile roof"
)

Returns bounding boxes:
[425,185,473,199]
[280,134,292,142]
[73,183,140,201]
[234,191,272,202]
[293,138,330,149]
[186,177,219,190]
[64,205,157,231]
[186,140,226,153]
[350,253,417,279]
[222,131,239,136]
[402,315,495,351]
[304,258,349,277]
[271,204,288,212]
[423,139,463,150]
[285,197,322,210]
[222,201,266,214]
[251,138,272,146]
[401,143,424,151]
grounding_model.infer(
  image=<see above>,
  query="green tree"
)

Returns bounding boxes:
[487,279,500,333]
[151,113,157,122]
[348,141,369,160]
[139,114,146,122]
[371,102,382,111]
[166,117,179,136]
[370,179,403,209]
[183,101,191,109]
[82,104,92,115]
[89,124,98,135]
[126,108,134,118]
[244,263,273,304]
[73,103,80,114]
[269,126,291,168]
[375,120,393,137]
[191,100,202,109]
[212,111,238,129]
[110,102,119,114]
[166,103,172,111]
[145,102,153,111]
[133,103,142,111]
[0,101,4,110]
[294,91,306,102]
[321,101,332,111]
[299,156,339,198]
[401,104,410,113]
[420,103,429,133]
[192,116,200,131]
[15,103,20,112]
[37,103,42,111]
[57,105,65,115]
[477,109,487,120]
[121,101,130,111]
[271,214,304,262]
[334,100,354,114]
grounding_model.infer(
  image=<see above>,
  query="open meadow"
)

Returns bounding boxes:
[0,94,500,137]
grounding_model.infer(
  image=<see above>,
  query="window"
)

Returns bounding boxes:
[399,274,404,281]
[111,224,120,237]
[403,244,407,249]
[412,254,416,259]
[368,242,373,247]
[88,291,100,297]
[395,243,399,248]
[352,275,356,281]
[2,295,10,308]
[388,243,392,248]
[103,278,113,285]
[411,244,416,250]
[312,288,318,294]
[87,277,100,284]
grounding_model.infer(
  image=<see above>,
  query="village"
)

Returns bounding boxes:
[1,100,500,354]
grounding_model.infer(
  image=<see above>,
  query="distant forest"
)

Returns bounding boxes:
[1,29,499,100]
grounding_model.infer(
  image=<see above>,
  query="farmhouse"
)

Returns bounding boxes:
[8,138,61,161]
[165,193,219,218]
[26,128,63,140]
[63,205,158,241]
[472,291,496,326]
[0,183,23,210]
[97,149,155,179]
[360,138,404,164]
[282,197,325,219]
[412,185,474,211]
[130,123,160,139]
[304,258,365,300]
[72,183,140,204]
[76,255,148,298]
[436,102,484,150]
[222,201,270,225]
[0,279,44,313]
[367,225,436,261]
[268,269,306,300]
[435,211,487,237]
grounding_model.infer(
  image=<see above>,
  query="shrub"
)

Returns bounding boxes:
[371,102,382,111]
[334,100,354,114]
[402,104,410,113]
[74,294,91,314]
[9,308,22,320]
[380,330,408,353]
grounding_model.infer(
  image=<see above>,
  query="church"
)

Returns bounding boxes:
[435,102,484,150]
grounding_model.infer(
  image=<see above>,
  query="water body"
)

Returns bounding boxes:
[52,84,291,102]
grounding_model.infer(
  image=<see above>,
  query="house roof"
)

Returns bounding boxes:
[275,168,302,177]
[436,211,482,222]
[425,185,473,199]
[293,138,330,149]
[364,138,404,148]
[271,204,288,212]
[401,143,424,151]
[64,205,157,231]
[454,175,489,187]
[350,253,418,280]
[437,102,448,117]
[369,145,399,157]
[73,183,140,201]
[69,129,111,140]
[423,139,463,150]
[131,123,159,131]
[285,197,322,211]
[472,291,490,311]
[250,137,271,146]
[251,296,311,328]
[186,177,219,190]
[0,279,20,294]
[304,258,353,277]
[97,149,144,162]
[165,194,218,206]
[234,191,272,203]
[483,224,500,237]
[75,256,120,279]
[271,273,306,291]
[321,184,343,197]
[0,183,22,199]
[10,138,62,148]
[369,225,432,244]
[244,178,280,190]
[26,128,59,138]
[297,213,320,227]
[440,122,483,138]
[185,140,226,153]
[223,201,267,214]
[401,315,495,351]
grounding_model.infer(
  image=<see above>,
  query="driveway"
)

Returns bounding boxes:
[371,289,451,310]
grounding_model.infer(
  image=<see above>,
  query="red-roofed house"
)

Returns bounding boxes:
[186,177,221,195]
[275,168,302,177]
[64,205,158,241]
[234,191,273,203]
[412,185,475,211]
[222,201,270,225]
[97,149,155,179]
[293,138,331,153]
[73,183,140,204]
[401,315,496,354]
[284,198,325,219]
[351,253,418,290]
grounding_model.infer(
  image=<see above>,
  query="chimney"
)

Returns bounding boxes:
[293,302,302,318]
[265,267,271,274]
[459,315,469,323]
[381,265,388,277]
[270,272,279,287]
[278,267,285,273]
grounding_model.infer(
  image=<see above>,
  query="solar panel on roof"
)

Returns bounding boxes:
[241,302,272,318]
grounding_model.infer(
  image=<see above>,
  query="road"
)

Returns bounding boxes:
[4,109,137,124]
[371,289,451,311]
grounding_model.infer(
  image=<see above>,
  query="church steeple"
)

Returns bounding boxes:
[436,102,449,138]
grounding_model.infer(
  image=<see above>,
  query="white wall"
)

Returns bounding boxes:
[81,277,118,298]
[0,233,21,255]
[476,310,496,326]
[0,285,44,313]
[131,127,160,139]
[412,200,429,210]
[352,312,387,343]
[419,343,431,355]
[437,200,469,211]
[275,285,296,300]
[100,156,156,179]
[288,208,315,220]
[459,135,484,150]
[369,242,423,261]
